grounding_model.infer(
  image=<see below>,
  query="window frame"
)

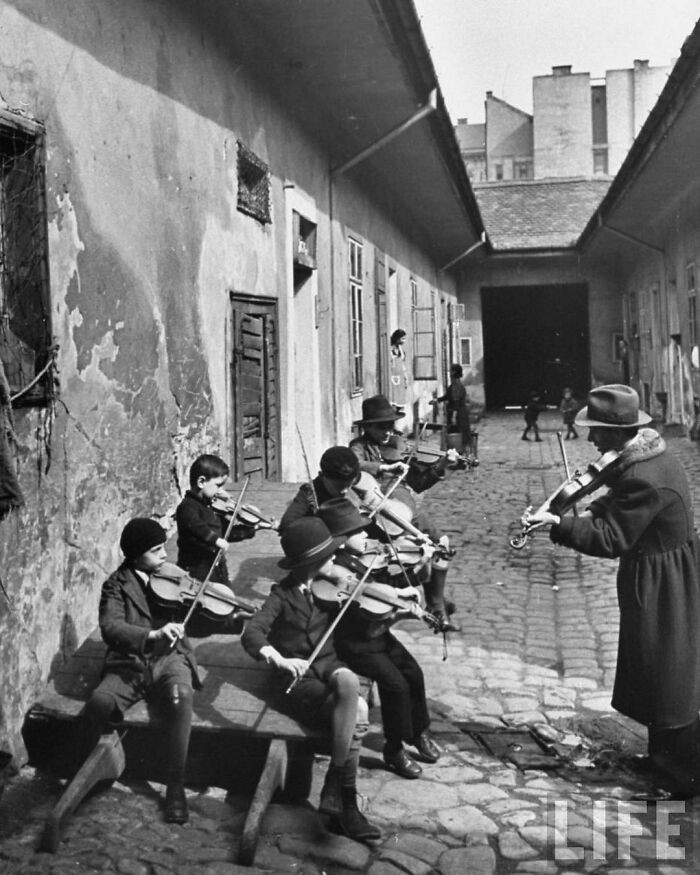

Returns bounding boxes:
[349,237,363,393]
[411,280,437,380]
[688,261,698,367]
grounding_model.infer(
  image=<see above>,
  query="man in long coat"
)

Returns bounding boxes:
[524,384,700,798]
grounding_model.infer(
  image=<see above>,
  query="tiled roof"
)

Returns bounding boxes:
[456,123,485,152]
[474,178,611,250]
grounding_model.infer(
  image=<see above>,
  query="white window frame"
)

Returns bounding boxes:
[349,237,363,391]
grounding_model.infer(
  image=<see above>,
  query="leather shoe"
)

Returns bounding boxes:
[433,611,461,633]
[383,747,422,779]
[331,790,382,841]
[164,782,188,824]
[411,731,441,764]
[318,766,344,817]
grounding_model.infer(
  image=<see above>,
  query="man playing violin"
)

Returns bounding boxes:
[349,395,459,632]
[317,497,442,780]
[241,517,381,842]
[176,454,256,590]
[523,384,700,800]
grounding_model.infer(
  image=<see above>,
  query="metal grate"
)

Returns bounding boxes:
[0,115,51,404]
[237,141,271,224]
[456,721,561,771]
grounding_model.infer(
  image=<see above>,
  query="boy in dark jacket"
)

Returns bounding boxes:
[81,519,199,824]
[176,454,255,589]
[521,391,545,442]
[242,516,381,841]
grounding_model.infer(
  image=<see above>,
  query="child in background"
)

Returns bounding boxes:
[521,391,544,442]
[559,387,580,439]
[433,363,472,451]
[176,454,255,590]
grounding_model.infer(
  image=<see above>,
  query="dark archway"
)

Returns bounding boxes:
[481,284,590,408]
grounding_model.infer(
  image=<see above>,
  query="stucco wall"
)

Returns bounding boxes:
[533,71,592,179]
[0,0,460,758]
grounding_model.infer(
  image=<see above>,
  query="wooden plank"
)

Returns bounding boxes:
[239,739,288,866]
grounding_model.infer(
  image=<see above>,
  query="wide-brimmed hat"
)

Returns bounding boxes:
[318,497,371,536]
[278,517,344,570]
[319,446,360,483]
[354,394,404,425]
[575,384,652,428]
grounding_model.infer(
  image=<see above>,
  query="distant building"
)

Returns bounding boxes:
[456,59,673,181]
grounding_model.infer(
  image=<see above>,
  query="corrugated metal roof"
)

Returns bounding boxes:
[474,178,611,251]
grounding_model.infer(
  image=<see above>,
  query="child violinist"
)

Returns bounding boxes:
[317,498,442,781]
[176,454,256,590]
[241,516,381,842]
[80,519,198,824]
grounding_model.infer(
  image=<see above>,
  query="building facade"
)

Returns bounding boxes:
[0,0,483,758]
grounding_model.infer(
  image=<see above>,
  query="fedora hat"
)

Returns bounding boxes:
[575,384,652,428]
[318,497,371,536]
[278,517,344,570]
[354,394,404,425]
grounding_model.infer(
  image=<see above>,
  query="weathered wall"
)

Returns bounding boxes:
[0,0,461,757]
[533,70,592,178]
[485,96,533,182]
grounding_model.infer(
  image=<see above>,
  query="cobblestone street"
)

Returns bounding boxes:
[3,410,700,874]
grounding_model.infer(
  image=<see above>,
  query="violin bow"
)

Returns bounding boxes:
[174,476,250,640]
[285,553,379,694]
[556,431,578,517]
[296,424,319,511]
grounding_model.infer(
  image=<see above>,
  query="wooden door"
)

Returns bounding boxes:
[231,296,279,481]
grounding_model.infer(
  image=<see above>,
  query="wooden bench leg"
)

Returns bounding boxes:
[238,738,288,866]
[39,731,125,853]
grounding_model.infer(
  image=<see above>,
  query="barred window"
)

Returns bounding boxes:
[0,112,52,405]
[349,238,363,392]
[237,142,271,224]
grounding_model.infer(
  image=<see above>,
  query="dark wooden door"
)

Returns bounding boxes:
[231,296,279,481]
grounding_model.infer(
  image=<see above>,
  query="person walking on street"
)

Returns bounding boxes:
[523,384,700,799]
[559,387,580,440]
[521,391,544,442]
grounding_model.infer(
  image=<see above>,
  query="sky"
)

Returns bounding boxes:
[413,0,699,124]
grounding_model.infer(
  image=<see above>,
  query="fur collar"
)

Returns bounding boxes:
[619,428,665,468]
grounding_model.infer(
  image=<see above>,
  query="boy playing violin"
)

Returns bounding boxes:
[349,396,459,632]
[176,454,256,590]
[317,498,442,780]
[241,516,381,841]
[80,519,200,824]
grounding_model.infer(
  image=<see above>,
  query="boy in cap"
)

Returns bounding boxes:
[80,518,202,824]
[241,516,381,841]
[523,384,700,799]
[350,396,460,632]
[278,446,362,533]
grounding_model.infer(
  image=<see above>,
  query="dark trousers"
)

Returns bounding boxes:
[80,652,194,784]
[337,633,429,750]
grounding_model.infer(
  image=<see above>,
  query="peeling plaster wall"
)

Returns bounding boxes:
[0,0,467,758]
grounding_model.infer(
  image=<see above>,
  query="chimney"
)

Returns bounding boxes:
[633,59,650,69]
[552,65,572,76]
[457,117,468,125]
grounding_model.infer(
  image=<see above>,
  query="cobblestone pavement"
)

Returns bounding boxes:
[3,411,700,873]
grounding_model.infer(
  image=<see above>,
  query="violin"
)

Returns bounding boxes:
[211,493,278,531]
[311,571,445,633]
[149,562,258,619]
[404,445,478,493]
[351,471,455,561]
[510,450,623,550]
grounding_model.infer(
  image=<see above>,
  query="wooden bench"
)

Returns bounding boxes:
[23,630,340,865]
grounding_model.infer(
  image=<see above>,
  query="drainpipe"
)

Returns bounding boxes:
[439,232,487,272]
[332,89,437,176]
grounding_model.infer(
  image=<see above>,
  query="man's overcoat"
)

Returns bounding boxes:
[551,429,700,727]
